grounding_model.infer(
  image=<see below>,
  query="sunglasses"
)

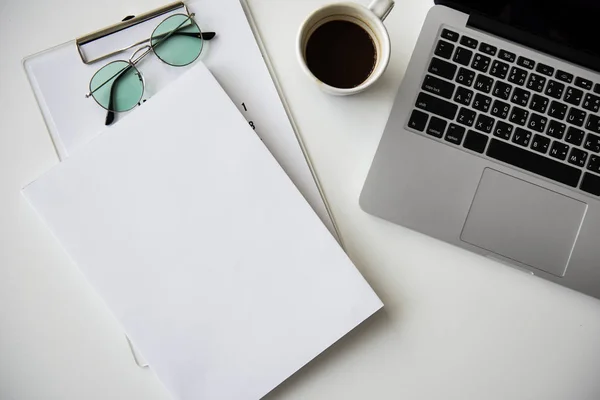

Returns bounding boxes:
[85,13,215,125]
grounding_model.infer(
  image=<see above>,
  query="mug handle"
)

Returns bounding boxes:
[368,0,395,21]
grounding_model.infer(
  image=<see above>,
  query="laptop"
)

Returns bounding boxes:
[360,0,600,299]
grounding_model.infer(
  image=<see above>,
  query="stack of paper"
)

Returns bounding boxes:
[23,64,382,400]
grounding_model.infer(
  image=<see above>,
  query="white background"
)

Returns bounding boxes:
[2,0,600,399]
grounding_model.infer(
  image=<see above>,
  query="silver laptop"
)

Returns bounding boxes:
[361,0,600,299]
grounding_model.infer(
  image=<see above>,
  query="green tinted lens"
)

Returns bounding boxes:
[90,60,143,112]
[151,14,203,66]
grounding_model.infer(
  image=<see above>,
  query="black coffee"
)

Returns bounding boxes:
[305,20,377,89]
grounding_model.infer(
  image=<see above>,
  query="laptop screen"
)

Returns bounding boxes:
[437,0,600,59]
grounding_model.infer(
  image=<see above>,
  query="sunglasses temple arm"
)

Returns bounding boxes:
[105,64,139,126]
[150,31,216,41]
[96,69,132,126]
[105,105,115,126]
[105,86,118,126]
[86,64,132,98]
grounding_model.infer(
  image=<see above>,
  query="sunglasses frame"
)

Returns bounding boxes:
[85,12,215,124]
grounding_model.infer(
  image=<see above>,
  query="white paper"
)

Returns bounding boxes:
[23,64,382,400]
[23,0,337,239]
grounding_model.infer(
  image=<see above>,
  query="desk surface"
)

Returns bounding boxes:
[2,0,600,399]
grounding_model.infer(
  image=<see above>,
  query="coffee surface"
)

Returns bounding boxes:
[306,20,377,89]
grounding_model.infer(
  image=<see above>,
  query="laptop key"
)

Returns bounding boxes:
[471,53,491,73]
[536,63,554,77]
[582,93,600,113]
[526,74,546,93]
[511,88,531,107]
[494,121,514,140]
[581,173,600,196]
[556,70,574,83]
[427,116,447,138]
[548,101,567,120]
[479,42,497,56]
[490,60,509,79]
[545,80,565,99]
[517,56,535,70]
[565,126,585,146]
[441,29,459,42]
[564,87,584,106]
[473,93,492,112]
[568,148,588,167]
[508,66,528,86]
[455,67,475,86]
[475,114,495,133]
[422,74,455,99]
[509,106,529,125]
[531,134,550,154]
[530,94,549,113]
[512,127,532,146]
[453,47,473,66]
[416,92,458,120]
[498,49,516,63]
[527,113,547,132]
[460,36,478,49]
[491,100,510,119]
[454,86,473,106]
[547,120,566,139]
[584,133,600,153]
[434,40,455,59]
[595,83,600,95]
[408,109,429,131]
[575,77,593,90]
[429,57,457,80]
[493,81,512,100]
[487,139,582,187]
[550,142,569,160]
[445,123,466,144]
[474,74,494,93]
[588,155,600,173]
[463,130,488,153]
[586,114,600,134]
[566,108,586,127]
[457,107,476,127]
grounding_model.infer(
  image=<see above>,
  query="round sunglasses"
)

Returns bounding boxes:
[86,13,215,123]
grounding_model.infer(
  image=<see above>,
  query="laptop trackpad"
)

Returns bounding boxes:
[461,169,587,277]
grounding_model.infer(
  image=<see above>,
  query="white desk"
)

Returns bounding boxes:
[2,0,600,399]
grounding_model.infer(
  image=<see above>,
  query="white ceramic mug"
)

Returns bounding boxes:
[297,0,395,96]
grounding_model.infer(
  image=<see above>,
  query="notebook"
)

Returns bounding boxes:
[22,63,383,400]
[22,0,339,240]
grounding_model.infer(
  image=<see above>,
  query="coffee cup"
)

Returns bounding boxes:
[297,0,394,96]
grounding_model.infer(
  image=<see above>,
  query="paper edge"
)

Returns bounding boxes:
[239,0,346,249]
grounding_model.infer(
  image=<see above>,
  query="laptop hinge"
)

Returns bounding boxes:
[467,12,600,74]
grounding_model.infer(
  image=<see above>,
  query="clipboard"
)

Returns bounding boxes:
[23,0,345,368]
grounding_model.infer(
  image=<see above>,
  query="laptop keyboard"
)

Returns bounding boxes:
[407,27,600,197]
